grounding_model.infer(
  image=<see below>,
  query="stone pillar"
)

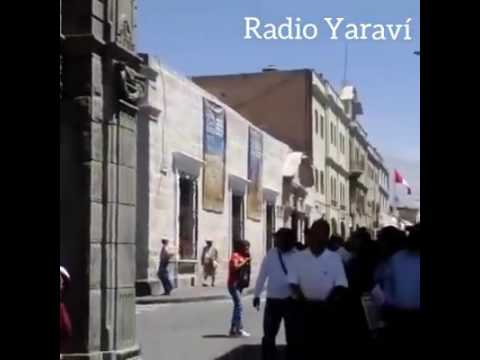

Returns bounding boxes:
[60,1,143,359]
[135,54,162,296]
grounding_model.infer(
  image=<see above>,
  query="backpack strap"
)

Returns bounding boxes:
[277,249,288,275]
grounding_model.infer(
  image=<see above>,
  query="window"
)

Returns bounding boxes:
[320,171,325,194]
[315,110,319,134]
[320,116,324,138]
[355,148,359,162]
[331,177,334,200]
[330,123,334,145]
[265,203,275,251]
[232,194,244,247]
[315,168,319,192]
[179,175,198,259]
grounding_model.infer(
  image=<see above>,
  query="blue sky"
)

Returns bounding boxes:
[137,0,420,207]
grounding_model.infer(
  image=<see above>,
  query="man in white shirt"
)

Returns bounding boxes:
[288,219,349,357]
[158,239,175,295]
[253,228,297,360]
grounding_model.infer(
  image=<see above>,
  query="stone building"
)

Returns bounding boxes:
[135,57,312,294]
[341,86,369,231]
[193,70,390,240]
[60,0,142,358]
[193,69,351,238]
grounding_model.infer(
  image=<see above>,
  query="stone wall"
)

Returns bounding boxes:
[137,60,292,291]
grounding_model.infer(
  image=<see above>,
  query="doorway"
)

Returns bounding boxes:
[232,194,245,249]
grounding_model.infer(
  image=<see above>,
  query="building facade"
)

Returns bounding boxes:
[194,69,390,240]
[193,69,353,238]
[135,57,312,294]
[60,0,142,358]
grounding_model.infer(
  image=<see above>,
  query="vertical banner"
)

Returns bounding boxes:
[202,98,226,213]
[247,127,263,221]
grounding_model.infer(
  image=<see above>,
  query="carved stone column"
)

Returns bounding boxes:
[60,1,143,359]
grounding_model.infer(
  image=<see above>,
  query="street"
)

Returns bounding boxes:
[136,296,286,360]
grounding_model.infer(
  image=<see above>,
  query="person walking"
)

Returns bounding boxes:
[201,240,218,287]
[375,223,420,346]
[60,267,72,359]
[288,219,349,358]
[253,228,297,360]
[227,240,251,337]
[328,234,352,265]
[158,239,174,295]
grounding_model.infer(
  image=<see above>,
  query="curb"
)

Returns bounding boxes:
[136,288,254,305]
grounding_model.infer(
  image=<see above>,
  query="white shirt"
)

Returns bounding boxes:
[254,248,297,299]
[377,250,420,310]
[337,246,353,264]
[288,249,348,301]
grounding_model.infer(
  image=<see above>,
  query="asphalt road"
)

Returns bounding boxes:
[136,296,286,360]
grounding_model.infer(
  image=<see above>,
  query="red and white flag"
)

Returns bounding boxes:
[394,170,412,195]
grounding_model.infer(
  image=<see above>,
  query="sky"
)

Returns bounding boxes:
[137,0,420,207]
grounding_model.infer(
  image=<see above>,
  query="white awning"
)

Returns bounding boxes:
[229,174,251,195]
[173,151,204,177]
[263,186,280,203]
[282,152,306,177]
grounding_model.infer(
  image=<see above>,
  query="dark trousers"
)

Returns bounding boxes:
[382,307,421,347]
[262,298,295,360]
[291,300,339,359]
[158,266,173,294]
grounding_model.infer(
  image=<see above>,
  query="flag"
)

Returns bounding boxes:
[394,170,412,195]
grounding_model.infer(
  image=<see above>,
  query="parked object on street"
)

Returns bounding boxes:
[158,239,175,295]
[227,240,251,337]
[254,228,297,360]
[201,240,219,287]
[60,267,72,358]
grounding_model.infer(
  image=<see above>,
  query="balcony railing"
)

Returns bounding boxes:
[350,160,365,178]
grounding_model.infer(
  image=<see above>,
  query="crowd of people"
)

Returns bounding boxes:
[60,221,419,358]
[227,219,420,359]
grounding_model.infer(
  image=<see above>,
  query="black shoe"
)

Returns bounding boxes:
[161,292,171,296]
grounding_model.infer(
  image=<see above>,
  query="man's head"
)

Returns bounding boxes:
[377,226,406,259]
[205,240,213,248]
[274,228,296,253]
[308,219,330,252]
[162,239,169,246]
[328,235,344,251]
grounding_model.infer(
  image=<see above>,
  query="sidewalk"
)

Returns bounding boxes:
[136,286,254,305]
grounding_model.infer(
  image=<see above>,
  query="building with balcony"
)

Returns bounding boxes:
[193,69,390,240]
[193,68,355,238]
[341,86,370,231]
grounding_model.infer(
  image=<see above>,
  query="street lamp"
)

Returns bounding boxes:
[414,51,420,56]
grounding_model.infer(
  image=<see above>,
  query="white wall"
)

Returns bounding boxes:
[145,61,292,286]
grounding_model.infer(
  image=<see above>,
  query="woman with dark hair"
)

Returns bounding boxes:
[60,267,72,358]
[227,240,251,337]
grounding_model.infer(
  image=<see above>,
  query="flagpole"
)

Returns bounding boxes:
[393,171,399,227]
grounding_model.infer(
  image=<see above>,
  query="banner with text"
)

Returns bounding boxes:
[247,127,263,221]
[202,98,226,213]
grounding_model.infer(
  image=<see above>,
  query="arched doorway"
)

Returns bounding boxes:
[340,222,346,239]
[331,218,338,235]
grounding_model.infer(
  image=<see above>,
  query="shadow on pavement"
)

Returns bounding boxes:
[202,334,234,339]
[214,345,286,360]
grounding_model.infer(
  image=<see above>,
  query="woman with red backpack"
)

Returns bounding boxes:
[227,240,251,337]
